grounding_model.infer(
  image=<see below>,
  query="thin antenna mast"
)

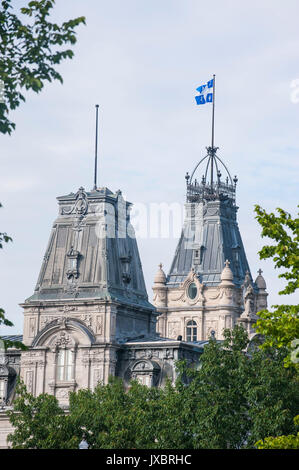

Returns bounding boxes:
[93,104,99,190]
[210,74,216,186]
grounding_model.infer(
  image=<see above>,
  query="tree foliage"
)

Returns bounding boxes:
[0,0,85,134]
[0,204,26,349]
[7,381,76,449]
[254,205,299,295]
[254,205,299,368]
[1,0,84,347]
[7,327,299,449]
[256,415,299,449]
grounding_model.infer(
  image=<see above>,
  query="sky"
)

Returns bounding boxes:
[1,0,299,334]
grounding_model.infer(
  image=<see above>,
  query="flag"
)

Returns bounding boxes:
[195,78,213,105]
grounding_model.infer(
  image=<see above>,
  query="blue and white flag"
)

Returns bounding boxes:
[195,78,214,105]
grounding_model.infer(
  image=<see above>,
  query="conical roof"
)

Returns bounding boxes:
[24,187,152,309]
[167,148,251,287]
[255,269,267,289]
[154,263,166,284]
[220,260,234,282]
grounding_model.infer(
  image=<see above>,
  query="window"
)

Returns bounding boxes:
[0,380,5,402]
[56,349,73,381]
[186,320,197,342]
[188,282,197,300]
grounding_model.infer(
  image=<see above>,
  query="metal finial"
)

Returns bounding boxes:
[93,104,99,190]
[233,175,238,185]
[258,268,263,275]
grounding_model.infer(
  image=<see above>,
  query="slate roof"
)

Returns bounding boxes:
[24,187,153,310]
[168,150,251,287]
[0,335,23,342]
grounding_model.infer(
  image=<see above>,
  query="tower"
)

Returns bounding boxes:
[20,186,159,403]
[153,146,268,341]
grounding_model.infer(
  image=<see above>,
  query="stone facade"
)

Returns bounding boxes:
[0,148,268,448]
[0,185,205,447]
[152,147,268,342]
[17,186,202,405]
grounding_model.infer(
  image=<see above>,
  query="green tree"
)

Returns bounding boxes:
[0,203,25,349]
[7,327,299,449]
[0,0,85,346]
[181,327,298,448]
[0,0,85,134]
[253,205,299,368]
[68,378,163,449]
[7,381,77,449]
[255,415,299,449]
[253,205,299,448]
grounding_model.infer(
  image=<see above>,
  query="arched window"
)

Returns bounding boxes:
[186,320,197,342]
[57,349,73,381]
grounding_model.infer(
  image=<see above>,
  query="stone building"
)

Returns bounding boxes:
[0,183,206,447]
[153,146,268,342]
[0,146,267,448]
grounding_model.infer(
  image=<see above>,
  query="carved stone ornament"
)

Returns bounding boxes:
[164,348,174,359]
[55,331,71,348]
[61,187,88,216]
[242,284,255,318]
[64,281,79,295]
[40,315,72,330]
[168,322,180,339]
[218,286,236,301]
[173,269,204,305]
[153,289,167,303]
[58,305,78,313]
[81,314,93,328]
[56,388,71,399]
[66,245,80,280]
[134,361,147,371]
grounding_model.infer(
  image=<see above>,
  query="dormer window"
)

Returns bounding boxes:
[120,253,132,285]
[188,282,198,300]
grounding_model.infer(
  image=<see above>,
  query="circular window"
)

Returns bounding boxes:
[188,282,198,300]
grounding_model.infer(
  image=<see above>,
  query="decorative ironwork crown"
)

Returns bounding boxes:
[185,147,238,203]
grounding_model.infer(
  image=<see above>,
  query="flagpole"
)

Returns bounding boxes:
[93,104,99,190]
[210,74,216,186]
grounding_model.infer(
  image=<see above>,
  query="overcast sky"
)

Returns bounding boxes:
[1,0,298,334]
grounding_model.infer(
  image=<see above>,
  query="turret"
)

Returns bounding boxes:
[152,263,167,308]
[255,269,268,311]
